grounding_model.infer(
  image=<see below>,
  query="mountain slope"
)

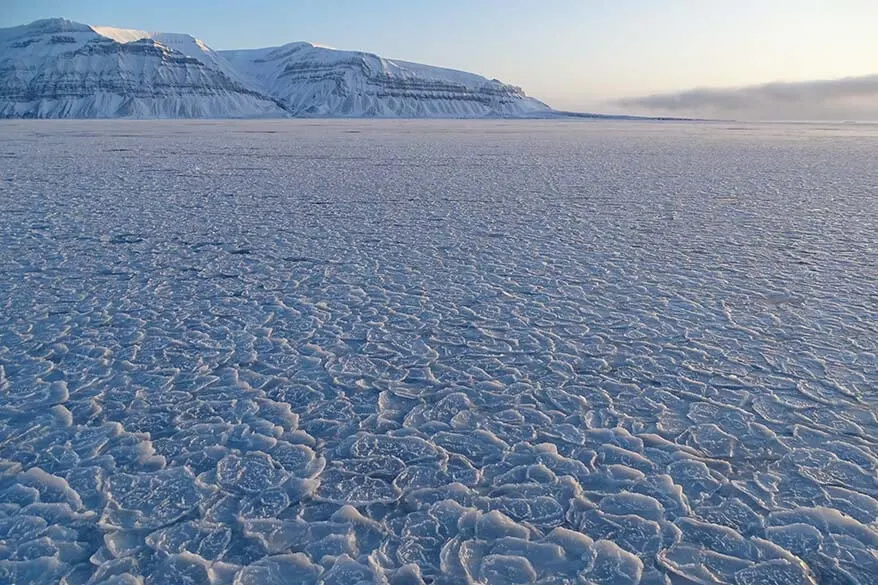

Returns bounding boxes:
[91,26,247,85]
[220,43,551,117]
[0,18,553,119]
[0,19,287,119]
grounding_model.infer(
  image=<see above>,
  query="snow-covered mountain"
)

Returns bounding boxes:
[0,19,286,119]
[90,26,248,86]
[0,18,552,119]
[220,43,550,117]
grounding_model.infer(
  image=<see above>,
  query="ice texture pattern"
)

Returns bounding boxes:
[0,120,876,585]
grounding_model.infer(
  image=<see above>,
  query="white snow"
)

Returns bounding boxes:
[0,119,875,584]
[0,19,286,119]
[92,25,246,84]
[1,18,552,119]
[220,42,551,117]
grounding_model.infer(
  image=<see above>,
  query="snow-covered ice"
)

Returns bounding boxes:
[0,119,875,585]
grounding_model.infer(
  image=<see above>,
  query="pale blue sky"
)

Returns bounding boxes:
[4,0,877,111]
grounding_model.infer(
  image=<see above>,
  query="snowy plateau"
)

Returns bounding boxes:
[0,118,876,585]
[0,18,551,119]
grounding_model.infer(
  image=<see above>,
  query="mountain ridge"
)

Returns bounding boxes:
[0,18,553,119]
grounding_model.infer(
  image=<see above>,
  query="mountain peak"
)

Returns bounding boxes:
[92,26,208,50]
[0,17,90,42]
[1,18,552,119]
[28,17,88,30]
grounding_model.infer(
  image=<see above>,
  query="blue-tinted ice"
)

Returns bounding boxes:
[0,120,875,584]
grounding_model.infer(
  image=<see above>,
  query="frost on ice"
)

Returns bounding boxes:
[0,120,875,584]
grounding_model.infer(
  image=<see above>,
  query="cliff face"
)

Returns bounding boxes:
[0,19,287,119]
[1,19,551,119]
[220,43,550,118]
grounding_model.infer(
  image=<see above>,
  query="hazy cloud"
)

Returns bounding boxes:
[617,75,878,121]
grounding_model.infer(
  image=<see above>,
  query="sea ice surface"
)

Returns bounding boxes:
[0,119,875,584]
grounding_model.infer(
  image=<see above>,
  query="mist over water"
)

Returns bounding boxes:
[618,75,878,121]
